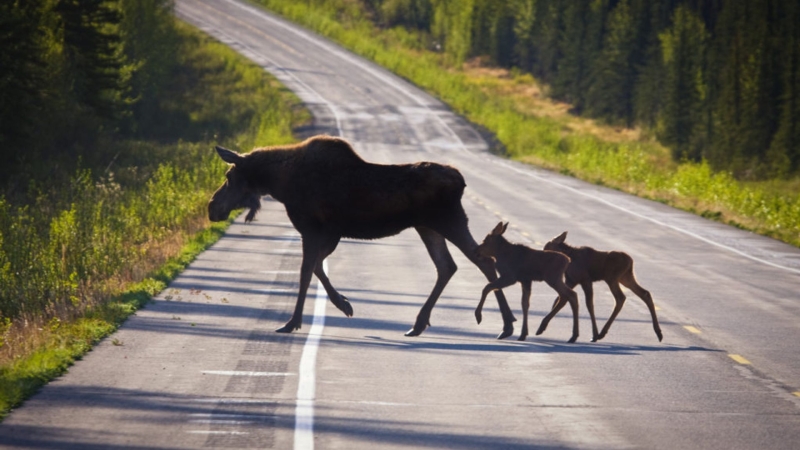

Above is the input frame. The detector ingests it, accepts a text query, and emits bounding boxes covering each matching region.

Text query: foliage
[0,220,230,419]
[0,3,305,417]
[253,0,800,248]
[349,0,800,179]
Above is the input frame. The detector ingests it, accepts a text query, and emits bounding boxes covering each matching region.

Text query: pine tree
[56,0,130,118]
[658,5,709,161]
[585,0,639,124]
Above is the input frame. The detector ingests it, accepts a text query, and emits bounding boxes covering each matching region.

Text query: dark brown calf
[475,222,580,343]
[537,231,663,342]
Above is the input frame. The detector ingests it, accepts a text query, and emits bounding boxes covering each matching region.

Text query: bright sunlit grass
[0,21,307,418]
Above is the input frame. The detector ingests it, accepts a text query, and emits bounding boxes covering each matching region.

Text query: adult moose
[208,135,516,338]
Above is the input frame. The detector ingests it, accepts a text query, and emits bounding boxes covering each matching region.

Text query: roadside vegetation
[253,0,800,248]
[0,1,306,418]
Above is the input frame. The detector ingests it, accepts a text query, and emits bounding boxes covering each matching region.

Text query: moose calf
[475,222,580,343]
[536,231,663,342]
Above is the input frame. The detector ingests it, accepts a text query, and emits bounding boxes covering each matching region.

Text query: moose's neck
[245,149,291,201]
[556,243,578,258]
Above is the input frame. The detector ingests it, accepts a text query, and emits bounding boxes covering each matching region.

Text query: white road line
[294,260,328,450]
[490,158,800,275]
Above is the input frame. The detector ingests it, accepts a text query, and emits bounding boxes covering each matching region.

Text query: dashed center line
[683,325,702,334]
[728,354,751,365]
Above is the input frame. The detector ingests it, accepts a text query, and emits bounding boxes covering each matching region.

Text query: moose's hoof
[404,327,424,337]
[496,325,514,340]
[656,330,663,342]
[275,322,300,333]
[567,335,578,344]
[517,334,528,342]
[474,310,483,324]
[535,326,546,336]
[337,296,354,317]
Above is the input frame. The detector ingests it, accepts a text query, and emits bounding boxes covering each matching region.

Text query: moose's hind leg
[314,262,353,317]
[313,237,353,318]
[405,227,457,337]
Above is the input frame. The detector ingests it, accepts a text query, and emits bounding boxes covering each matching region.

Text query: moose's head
[476,221,509,259]
[208,146,261,223]
[543,231,568,253]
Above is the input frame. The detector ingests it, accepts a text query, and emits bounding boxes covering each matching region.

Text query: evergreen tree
[511,0,536,72]
[56,0,130,118]
[585,0,639,124]
[766,0,799,175]
[658,5,708,161]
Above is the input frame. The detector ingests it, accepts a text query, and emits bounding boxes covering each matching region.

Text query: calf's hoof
[656,330,663,342]
[517,334,528,342]
[474,309,483,324]
[567,335,578,344]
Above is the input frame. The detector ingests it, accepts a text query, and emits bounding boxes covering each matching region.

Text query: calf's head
[476,221,509,259]
[543,231,568,253]
[208,146,261,223]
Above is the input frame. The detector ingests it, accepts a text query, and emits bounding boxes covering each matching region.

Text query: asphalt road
[2,0,799,448]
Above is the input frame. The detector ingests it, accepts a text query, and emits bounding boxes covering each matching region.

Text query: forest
[0,0,302,380]
[367,0,800,180]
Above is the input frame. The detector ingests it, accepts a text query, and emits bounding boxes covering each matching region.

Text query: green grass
[253,0,800,248]
[0,20,307,419]
[0,220,230,419]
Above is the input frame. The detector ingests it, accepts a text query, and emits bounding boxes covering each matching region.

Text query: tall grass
[254,0,800,248]
[0,21,305,365]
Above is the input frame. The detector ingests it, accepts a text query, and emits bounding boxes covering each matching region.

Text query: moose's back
[279,152,467,240]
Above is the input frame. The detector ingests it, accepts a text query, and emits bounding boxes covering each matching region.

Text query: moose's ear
[554,231,567,244]
[216,146,244,165]
[491,221,505,236]
[502,222,509,234]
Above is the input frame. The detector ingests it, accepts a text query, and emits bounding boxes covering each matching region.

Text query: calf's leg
[619,271,663,342]
[580,281,601,342]
[596,281,626,341]
[538,280,579,343]
[476,274,517,324]
[519,281,532,341]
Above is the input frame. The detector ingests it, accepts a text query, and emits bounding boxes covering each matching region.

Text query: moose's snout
[208,203,228,222]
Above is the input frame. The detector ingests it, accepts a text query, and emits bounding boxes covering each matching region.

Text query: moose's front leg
[276,239,320,333]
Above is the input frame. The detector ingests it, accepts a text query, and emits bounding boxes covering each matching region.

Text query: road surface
[2,0,799,448]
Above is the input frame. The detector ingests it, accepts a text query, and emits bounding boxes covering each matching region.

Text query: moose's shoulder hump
[304,135,365,165]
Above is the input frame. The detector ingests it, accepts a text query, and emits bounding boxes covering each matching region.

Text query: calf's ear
[554,231,567,243]
[216,146,244,165]
[491,221,505,236]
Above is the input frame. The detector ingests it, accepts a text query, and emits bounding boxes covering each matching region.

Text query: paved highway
[2,0,799,448]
